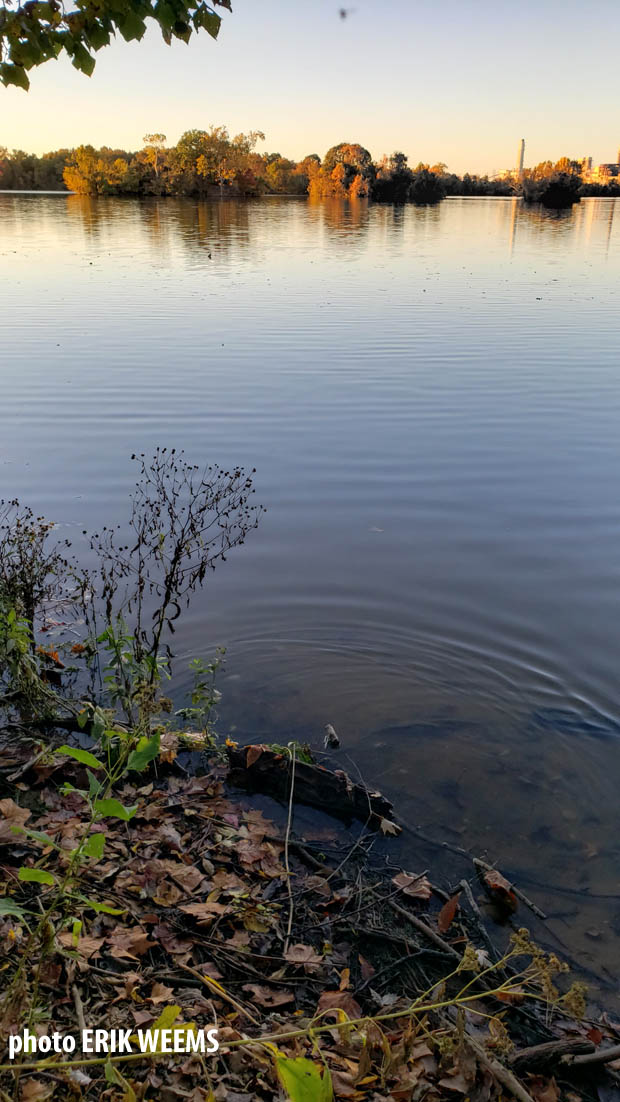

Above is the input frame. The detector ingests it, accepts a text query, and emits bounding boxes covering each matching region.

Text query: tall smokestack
[517,139,525,180]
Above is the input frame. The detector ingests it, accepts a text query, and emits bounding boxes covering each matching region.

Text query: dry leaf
[284,943,323,967]
[317,989,362,1018]
[379,817,401,836]
[0,798,30,843]
[245,745,265,768]
[437,893,461,933]
[242,984,294,1008]
[58,932,103,959]
[148,982,175,1005]
[392,871,432,900]
[20,1079,53,1101]
[483,868,518,912]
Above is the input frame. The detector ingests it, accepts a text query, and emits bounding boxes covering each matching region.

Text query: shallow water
[2,193,620,991]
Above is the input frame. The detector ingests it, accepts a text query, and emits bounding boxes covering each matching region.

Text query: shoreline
[1,731,619,1100]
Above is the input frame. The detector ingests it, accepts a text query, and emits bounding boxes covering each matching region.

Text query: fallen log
[226,743,400,831]
[510,1039,596,1074]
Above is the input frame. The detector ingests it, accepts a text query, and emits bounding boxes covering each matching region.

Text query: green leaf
[18,867,55,886]
[12,826,58,849]
[0,63,30,90]
[195,8,221,38]
[77,710,89,729]
[275,1055,333,1102]
[87,769,102,800]
[127,731,160,772]
[118,10,147,41]
[0,899,28,918]
[104,1055,136,1100]
[86,23,111,50]
[153,1005,181,1031]
[155,1,176,31]
[57,744,102,770]
[94,798,138,822]
[80,897,125,915]
[71,43,96,76]
[82,832,105,859]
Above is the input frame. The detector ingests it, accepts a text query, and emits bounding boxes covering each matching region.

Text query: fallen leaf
[242,984,295,1008]
[20,1079,53,1101]
[482,868,518,913]
[245,745,265,768]
[284,943,323,967]
[107,926,154,960]
[0,798,30,843]
[358,954,375,982]
[438,1072,471,1093]
[379,817,402,836]
[58,932,103,959]
[317,990,362,1018]
[148,982,175,1005]
[392,872,432,900]
[437,893,461,933]
[304,875,331,898]
[179,901,228,921]
[529,1076,559,1102]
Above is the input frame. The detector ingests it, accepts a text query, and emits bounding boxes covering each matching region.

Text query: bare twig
[72,985,86,1033]
[458,877,498,961]
[387,898,461,960]
[467,1035,536,1102]
[283,742,297,956]
[178,963,260,1027]
[564,1042,620,1067]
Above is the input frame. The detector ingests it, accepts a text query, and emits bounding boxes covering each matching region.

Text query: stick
[564,1042,620,1067]
[467,1036,536,1102]
[72,985,86,1033]
[387,899,461,960]
[510,1039,595,1072]
[178,964,260,1027]
[458,878,499,962]
[283,743,297,956]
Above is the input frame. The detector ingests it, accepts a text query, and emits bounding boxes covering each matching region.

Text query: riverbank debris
[0,738,618,1101]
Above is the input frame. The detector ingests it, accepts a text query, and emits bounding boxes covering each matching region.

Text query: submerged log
[226,743,399,831]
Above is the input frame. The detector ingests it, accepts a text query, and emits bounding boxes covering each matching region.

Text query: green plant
[96,614,170,727]
[0,718,160,1029]
[175,649,225,740]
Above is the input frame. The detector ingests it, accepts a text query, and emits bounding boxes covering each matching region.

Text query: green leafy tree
[0,0,231,90]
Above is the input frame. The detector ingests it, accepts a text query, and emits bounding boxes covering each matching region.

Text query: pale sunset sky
[2,0,619,175]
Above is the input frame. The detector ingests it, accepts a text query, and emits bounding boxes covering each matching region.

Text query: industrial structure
[499,142,620,183]
[516,139,525,180]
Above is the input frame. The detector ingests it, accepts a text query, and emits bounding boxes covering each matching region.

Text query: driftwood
[510,1039,596,1073]
[226,744,399,830]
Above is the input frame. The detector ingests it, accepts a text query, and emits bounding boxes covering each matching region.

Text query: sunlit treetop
[0,0,231,90]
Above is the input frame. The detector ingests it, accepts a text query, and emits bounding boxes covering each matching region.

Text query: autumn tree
[142,133,167,179]
[0,0,231,90]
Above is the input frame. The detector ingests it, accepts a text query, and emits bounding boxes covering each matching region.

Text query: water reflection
[1,193,620,999]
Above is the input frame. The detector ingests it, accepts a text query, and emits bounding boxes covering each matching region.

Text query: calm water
[2,193,620,989]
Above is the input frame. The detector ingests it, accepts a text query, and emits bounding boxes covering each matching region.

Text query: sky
[2,0,620,175]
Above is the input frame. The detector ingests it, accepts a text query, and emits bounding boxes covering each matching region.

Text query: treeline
[0,131,513,201]
[2,133,619,204]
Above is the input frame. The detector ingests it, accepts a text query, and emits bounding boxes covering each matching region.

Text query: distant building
[516,139,525,180]
[588,148,620,182]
